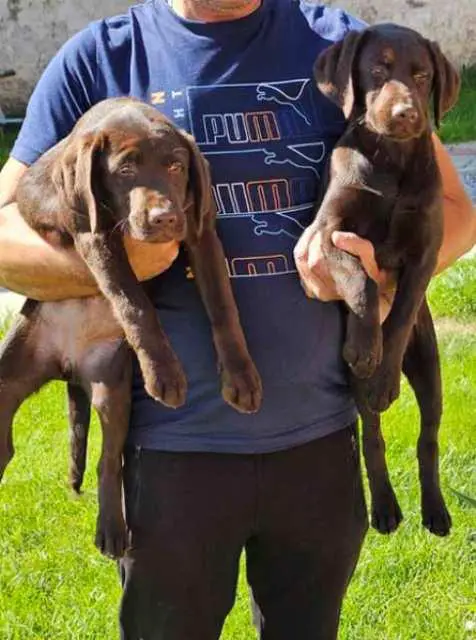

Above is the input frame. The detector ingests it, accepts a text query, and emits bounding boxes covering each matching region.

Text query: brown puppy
[0,97,262,557]
[298,25,459,535]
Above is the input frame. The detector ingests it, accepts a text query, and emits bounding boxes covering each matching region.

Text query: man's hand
[294,227,396,322]
[293,134,475,324]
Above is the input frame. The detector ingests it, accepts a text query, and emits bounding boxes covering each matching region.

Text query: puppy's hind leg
[357,392,403,534]
[403,297,451,537]
[67,383,91,494]
[0,300,59,480]
[87,343,132,558]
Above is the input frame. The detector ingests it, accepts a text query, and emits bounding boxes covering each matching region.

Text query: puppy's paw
[344,339,382,379]
[141,352,187,409]
[222,360,263,414]
[371,486,403,534]
[365,366,401,413]
[95,511,129,559]
[344,322,382,379]
[69,471,85,495]
[422,491,452,537]
[145,369,187,409]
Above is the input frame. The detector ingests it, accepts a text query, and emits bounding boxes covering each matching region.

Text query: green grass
[428,257,476,321]
[0,259,475,639]
[0,68,474,640]
[0,128,19,166]
[440,66,476,143]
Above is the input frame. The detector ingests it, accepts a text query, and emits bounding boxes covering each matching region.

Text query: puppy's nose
[148,207,178,228]
[392,103,418,124]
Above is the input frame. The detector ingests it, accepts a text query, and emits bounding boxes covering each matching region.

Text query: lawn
[0,259,474,639]
[0,67,475,640]
[440,65,476,143]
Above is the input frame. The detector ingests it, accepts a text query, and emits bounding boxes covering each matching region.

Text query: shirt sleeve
[11,26,99,166]
[299,1,368,42]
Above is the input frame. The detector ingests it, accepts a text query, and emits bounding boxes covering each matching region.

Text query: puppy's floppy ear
[180,130,214,241]
[52,131,107,234]
[426,41,460,129]
[314,30,365,118]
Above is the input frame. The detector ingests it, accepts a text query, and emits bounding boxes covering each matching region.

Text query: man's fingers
[294,227,340,301]
[331,230,371,256]
[294,226,397,314]
[293,225,314,260]
[299,271,338,301]
[331,230,381,283]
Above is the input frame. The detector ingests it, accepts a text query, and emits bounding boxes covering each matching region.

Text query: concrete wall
[1,0,475,113]
[326,0,476,66]
[0,0,131,114]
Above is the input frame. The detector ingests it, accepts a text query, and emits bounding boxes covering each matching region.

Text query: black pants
[119,424,368,640]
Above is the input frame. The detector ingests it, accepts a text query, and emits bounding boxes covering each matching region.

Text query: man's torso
[12,0,364,452]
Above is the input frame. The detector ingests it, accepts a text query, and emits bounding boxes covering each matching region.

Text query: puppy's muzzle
[389,101,421,138]
[149,206,179,230]
[145,205,186,242]
[368,81,426,140]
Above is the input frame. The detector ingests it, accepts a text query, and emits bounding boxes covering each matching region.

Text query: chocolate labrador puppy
[0,97,262,557]
[299,25,459,536]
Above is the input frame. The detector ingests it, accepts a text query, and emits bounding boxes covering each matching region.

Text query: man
[0,1,474,638]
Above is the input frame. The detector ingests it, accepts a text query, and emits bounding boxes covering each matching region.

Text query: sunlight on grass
[222,329,476,640]
[0,65,474,640]
[440,66,476,143]
[428,257,476,321]
[0,321,474,639]
[0,128,19,167]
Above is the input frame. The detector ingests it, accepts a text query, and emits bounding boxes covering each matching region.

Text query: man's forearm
[0,204,98,300]
[0,158,97,300]
[0,203,180,301]
[436,193,475,273]
[433,134,476,273]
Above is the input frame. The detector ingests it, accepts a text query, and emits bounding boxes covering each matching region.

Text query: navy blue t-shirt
[12,0,365,453]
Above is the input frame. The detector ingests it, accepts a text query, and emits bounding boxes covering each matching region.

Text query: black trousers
[119,424,368,640]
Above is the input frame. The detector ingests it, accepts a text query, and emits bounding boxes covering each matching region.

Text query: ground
[0,67,475,640]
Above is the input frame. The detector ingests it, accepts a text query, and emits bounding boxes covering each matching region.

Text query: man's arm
[295,134,476,313]
[0,157,179,301]
[431,134,476,272]
[0,157,27,208]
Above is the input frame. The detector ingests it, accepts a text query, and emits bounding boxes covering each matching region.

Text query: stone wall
[1,0,475,113]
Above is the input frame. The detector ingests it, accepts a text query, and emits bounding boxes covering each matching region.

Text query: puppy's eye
[117,164,137,178]
[414,72,429,84]
[168,161,185,174]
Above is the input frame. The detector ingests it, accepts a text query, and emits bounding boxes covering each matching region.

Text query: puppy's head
[314,24,460,141]
[53,102,213,243]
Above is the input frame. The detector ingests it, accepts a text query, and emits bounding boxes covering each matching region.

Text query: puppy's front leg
[298,185,383,378]
[75,231,186,408]
[186,228,262,414]
[365,255,437,413]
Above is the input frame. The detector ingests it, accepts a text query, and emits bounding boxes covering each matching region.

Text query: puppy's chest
[347,164,441,271]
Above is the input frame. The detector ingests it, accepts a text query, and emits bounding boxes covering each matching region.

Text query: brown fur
[305,25,460,535]
[0,98,262,558]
